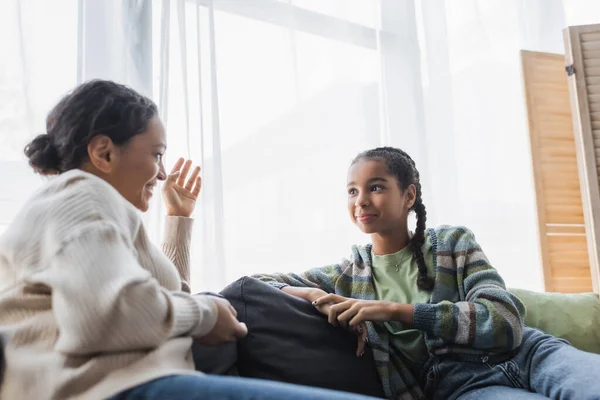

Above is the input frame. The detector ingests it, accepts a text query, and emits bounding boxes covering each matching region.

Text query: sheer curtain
[415,0,568,292]
[416,0,600,292]
[0,0,153,232]
[152,0,392,291]
[0,0,78,235]
[3,0,600,293]
[153,0,600,293]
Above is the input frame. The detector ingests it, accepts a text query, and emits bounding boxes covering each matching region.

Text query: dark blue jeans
[108,374,382,400]
[422,327,600,400]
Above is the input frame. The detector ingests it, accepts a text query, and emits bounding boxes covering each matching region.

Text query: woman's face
[99,116,167,211]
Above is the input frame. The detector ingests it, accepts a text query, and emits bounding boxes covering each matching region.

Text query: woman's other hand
[197,297,248,345]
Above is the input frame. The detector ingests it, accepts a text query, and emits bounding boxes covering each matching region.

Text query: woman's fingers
[167,170,181,182]
[192,176,202,196]
[170,157,185,174]
[228,303,237,317]
[176,159,193,186]
[185,166,201,191]
[235,322,248,338]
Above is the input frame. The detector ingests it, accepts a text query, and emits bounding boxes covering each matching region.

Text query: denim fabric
[422,327,600,400]
[107,374,383,400]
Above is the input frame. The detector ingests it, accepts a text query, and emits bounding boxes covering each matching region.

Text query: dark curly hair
[352,147,434,290]
[24,80,158,175]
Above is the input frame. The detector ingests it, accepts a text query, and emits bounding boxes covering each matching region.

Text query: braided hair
[352,147,434,290]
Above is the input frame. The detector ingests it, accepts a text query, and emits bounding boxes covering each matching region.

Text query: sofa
[193,277,600,398]
[1,279,598,398]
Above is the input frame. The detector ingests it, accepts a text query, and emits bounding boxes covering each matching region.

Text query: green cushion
[510,288,600,354]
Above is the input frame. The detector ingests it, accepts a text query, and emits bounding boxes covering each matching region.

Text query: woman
[255,147,600,400]
[0,80,379,400]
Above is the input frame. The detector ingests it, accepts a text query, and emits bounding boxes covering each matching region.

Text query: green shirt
[371,234,434,375]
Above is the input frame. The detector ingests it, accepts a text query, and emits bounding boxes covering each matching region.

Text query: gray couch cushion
[220,276,385,398]
[191,338,237,375]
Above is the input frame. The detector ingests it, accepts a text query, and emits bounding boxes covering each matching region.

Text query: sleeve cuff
[412,302,437,333]
[169,293,218,339]
[163,216,194,247]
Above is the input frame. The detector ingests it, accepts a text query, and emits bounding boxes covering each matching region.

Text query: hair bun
[24,134,61,175]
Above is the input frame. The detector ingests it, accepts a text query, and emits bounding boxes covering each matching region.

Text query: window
[0,0,78,232]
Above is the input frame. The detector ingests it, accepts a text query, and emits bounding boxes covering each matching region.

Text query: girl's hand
[282,286,327,303]
[163,158,201,217]
[313,294,414,327]
[311,295,369,358]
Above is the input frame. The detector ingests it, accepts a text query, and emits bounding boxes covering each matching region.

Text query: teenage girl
[255,147,600,400]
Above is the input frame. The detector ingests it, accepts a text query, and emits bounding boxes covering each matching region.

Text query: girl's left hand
[310,296,368,358]
[313,294,414,327]
[163,157,202,217]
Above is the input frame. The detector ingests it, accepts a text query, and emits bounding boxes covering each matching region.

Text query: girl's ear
[405,184,417,209]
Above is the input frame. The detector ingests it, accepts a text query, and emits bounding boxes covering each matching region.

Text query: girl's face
[347,159,415,235]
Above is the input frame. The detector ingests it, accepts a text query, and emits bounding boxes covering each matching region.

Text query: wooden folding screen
[522,50,593,293]
[564,24,600,294]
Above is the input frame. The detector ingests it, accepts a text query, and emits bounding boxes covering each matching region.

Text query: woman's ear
[405,184,417,209]
[87,135,115,173]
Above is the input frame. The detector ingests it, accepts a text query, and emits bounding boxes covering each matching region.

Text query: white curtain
[0,0,154,232]
[416,0,600,292]
[152,0,388,291]
[2,0,600,293]
[415,0,568,293]
[0,0,78,234]
[153,0,600,293]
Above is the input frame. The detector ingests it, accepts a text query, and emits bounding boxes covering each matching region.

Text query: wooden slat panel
[552,266,592,277]
[583,49,600,59]
[546,224,586,235]
[581,32,600,42]
[565,23,600,294]
[584,67,600,77]
[551,278,594,293]
[582,41,600,51]
[587,85,600,95]
[522,50,593,293]
[584,58,600,67]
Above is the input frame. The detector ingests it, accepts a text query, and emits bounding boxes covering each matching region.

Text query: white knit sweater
[0,170,218,400]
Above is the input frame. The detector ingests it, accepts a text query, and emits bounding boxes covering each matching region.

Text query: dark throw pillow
[220,276,385,398]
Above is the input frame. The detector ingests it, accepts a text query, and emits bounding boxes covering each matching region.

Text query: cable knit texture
[0,170,217,400]
[162,216,193,293]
